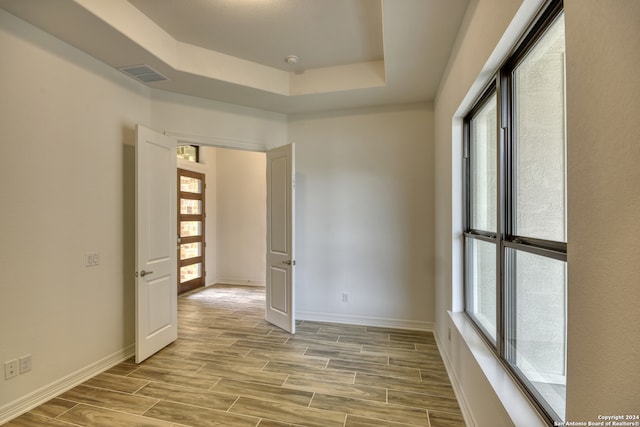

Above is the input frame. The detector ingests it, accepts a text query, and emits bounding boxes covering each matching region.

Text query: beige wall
[0,7,150,412]
[564,0,640,419]
[434,0,542,423]
[289,104,435,328]
[149,90,287,150]
[0,9,286,419]
[214,148,266,286]
[434,0,640,425]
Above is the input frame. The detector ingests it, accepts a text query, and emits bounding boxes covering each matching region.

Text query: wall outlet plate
[4,359,19,380]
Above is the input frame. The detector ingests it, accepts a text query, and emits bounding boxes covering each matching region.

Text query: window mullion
[498,67,512,363]
[495,80,502,358]
[496,70,507,360]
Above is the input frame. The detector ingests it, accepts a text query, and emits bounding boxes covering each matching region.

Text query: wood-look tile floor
[5,284,466,427]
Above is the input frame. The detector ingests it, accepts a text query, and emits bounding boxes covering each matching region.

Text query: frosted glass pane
[180,221,201,237]
[470,93,497,232]
[180,199,202,215]
[180,176,202,193]
[177,146,197,162]
[466,238,496,341]
[513,14,566,242]
[180,243,201,260]
[180,263,201,283]
[506,248,566,420]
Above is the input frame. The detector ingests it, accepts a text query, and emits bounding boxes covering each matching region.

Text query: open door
[135,125,178,362]
[266,143,295,334]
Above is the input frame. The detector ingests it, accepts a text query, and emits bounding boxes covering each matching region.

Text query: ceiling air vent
[118,64,168,83]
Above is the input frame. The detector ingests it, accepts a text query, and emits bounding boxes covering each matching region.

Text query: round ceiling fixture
[285,55,299,65]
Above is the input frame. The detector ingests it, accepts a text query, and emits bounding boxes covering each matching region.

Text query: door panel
[135,125,178,363]
[269,267,288,312]
[265,144,295,333]
[148,276,172,332]
[269,156,288,253]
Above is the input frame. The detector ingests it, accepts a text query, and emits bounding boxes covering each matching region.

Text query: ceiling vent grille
[118,64,168,83]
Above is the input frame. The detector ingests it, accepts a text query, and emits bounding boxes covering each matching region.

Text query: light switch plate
[85,252,100,267]
[19,354,32,374]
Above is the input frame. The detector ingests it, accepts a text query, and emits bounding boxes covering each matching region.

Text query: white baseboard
[211,279,266,287]
[296,311,433,331]
[433,326,477,427]
[0,344,135,425]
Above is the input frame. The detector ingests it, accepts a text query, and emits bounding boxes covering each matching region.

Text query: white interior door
[135,124,178,363]
[266,143,295,333]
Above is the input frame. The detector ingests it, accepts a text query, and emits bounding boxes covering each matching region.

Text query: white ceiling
[0,0,469,114]
[129,0,385,72]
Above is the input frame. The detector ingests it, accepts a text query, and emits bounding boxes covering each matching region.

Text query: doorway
[136,126,295,362]
[178,168,206,294]
[178,143,294,321]
[213,147,267,287]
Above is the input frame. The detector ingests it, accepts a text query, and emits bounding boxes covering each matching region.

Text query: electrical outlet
[4,359,18,380]
[19,354,32,374]
[342,292,350,303]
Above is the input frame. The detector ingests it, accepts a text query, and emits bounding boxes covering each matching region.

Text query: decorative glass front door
[178,169,205,294]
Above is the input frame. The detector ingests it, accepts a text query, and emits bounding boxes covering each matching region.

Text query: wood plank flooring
[4,284,466,427]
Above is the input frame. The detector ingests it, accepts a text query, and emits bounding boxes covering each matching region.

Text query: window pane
[180,199,202,215]
[180,243,201,260]
[469,93,498,232]
[180,221,201,237]
[506,248,566,420]
[466,238,496,341]
[180,176,202,194]
[180,263,201,283]
[177,146,198,162]
[513,14,566,242]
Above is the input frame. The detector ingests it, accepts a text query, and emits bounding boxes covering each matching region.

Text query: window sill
[447,311,549,427]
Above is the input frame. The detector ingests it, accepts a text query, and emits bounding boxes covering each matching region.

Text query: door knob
[139,270,153,277]
[282,260,295,266]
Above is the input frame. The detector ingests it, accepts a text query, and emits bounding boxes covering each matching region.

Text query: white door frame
[165,131,295,334]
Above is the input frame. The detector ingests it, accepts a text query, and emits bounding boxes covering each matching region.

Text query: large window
[464,1,566,422]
